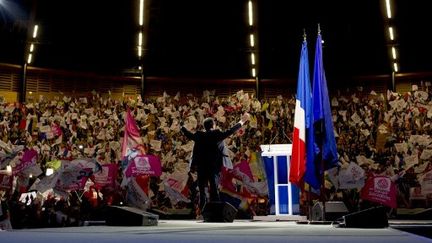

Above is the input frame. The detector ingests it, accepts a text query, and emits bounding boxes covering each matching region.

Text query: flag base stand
[296,220,333,225]
[308,220,333,225]
[253,215,306,222]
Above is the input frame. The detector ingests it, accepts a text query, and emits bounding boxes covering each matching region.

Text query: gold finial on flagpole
[318,23,321,35]
[303,28,307,41]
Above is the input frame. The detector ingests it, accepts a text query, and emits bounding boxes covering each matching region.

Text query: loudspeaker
[311,201,349,221]
[202,201,237,222]
[340,206,388,228]
[105,206,159,226]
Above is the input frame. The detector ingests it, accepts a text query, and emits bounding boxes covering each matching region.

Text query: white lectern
[260,144,300,216]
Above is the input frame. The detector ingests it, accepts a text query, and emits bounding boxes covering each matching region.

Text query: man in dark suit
[181,113,250,210]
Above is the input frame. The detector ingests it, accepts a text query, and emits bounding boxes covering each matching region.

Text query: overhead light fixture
[27,53,32,64]
[252,68,256,77]
[392,47,397,60]
[385,0,392,19]
[248,1,253,26]
[393,62,398,72]
[138,46,142,57]
[139,0,144,26]
[29,43,34,52]
[138,32,143,57]
[138,32,143,46]
[251,53,255,65]
[388,27,394,40]
[250,34,255,47]
[33,25,39,38]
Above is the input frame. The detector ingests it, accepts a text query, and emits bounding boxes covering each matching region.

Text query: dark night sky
[0,0,431,79]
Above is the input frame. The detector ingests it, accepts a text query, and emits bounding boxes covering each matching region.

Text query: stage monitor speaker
[311,201,349,221]
[341,206,388,228]
[105,206,159,226]
[202,201,237,222]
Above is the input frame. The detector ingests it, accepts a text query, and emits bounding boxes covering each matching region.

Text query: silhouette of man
[181,113,250,210]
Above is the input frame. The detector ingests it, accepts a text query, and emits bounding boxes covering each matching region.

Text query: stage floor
[1,220,431,243]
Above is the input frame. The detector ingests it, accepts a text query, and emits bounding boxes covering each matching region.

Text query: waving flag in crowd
[121,108,144,159]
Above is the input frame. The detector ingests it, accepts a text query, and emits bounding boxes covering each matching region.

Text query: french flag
[289,39,312,186]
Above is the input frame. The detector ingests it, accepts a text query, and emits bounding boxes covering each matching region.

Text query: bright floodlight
[393,63,398,72]
[388,27,394,40]
[251,53,255,65]
[248,1,253,26]
[385,0,392,19]
[27,53,32,64]
[139,0,144,26]
[392,47,397,60]
[32,25,38,38]
[138,32,143,45]
[46,168,54,176]
[138,46,142,57]
[250,34,255,47]
[137,32,143,57]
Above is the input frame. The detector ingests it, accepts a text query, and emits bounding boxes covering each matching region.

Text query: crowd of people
[1,85,432,229]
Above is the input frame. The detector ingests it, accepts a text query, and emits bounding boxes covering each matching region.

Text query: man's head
[203,117,215,131]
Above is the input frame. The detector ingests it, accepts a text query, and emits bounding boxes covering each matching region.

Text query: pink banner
[125,155,162,177]
[360,175,397,208]
[51,123,63,137]
[92,164,118,189]
[56,167,92,191]
[13,149,38,176]
[220,160,255,198]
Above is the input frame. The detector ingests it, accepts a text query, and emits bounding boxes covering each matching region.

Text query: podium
[259,144,300,218]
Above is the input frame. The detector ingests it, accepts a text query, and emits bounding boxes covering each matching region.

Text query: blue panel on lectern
[278,186,289,214]
[277,156,288,184]
[262,156,275,214]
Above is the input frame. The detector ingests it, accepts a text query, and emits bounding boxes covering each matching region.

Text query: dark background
[0,0,431,79]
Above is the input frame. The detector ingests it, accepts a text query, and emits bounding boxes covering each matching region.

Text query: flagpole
[318,23,327,222]
[302,28,313,222]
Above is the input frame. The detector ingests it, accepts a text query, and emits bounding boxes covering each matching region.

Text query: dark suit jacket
[181,123,242,172]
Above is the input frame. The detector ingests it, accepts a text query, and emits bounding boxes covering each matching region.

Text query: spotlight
[46,168,54,176]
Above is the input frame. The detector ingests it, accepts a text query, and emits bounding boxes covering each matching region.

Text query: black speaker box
[311,201,349,221]
[202,201,237,222]
[341,206,388,228]
[105,206,159,226]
